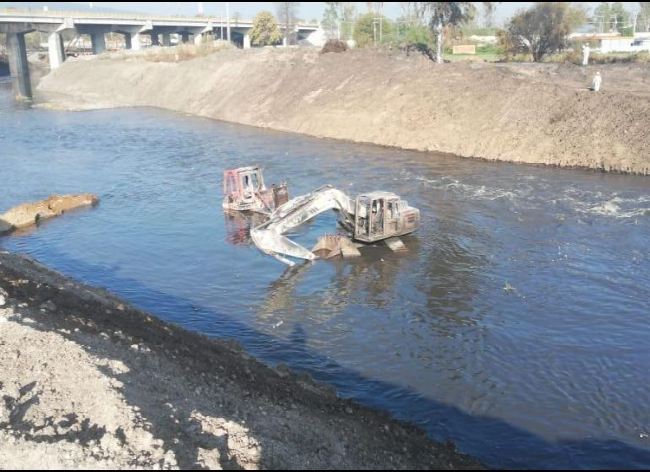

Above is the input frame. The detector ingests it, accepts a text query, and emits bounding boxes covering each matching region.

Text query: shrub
[321,39,348,54]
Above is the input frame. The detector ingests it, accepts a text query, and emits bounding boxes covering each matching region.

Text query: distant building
[570,32,650,53]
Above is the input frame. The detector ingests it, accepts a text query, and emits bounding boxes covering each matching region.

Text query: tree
[339,3,357,41]
[610,2,631,31]
[274,2,300,45]
[250,11,283,46]
[322,2,356,41]
[353,12,392,47]
[410,2,482,63]
[594,2,631,33]
[322,2,340,38]
[366,2,384,14]
[506,2,587,62]
[641,2,650,31]
[483,2,496,28]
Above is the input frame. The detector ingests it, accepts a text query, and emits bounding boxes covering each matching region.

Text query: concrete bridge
[0,9,320,99]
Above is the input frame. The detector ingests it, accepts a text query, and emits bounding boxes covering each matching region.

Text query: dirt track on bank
[36,47,650,175]
[0,250,482,470]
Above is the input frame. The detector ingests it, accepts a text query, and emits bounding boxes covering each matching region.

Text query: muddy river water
[1,84,650,469]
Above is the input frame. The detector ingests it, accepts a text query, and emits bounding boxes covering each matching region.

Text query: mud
[35,48,650,175]
[0,250,483,470]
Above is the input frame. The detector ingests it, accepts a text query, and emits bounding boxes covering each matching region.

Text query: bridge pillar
[48,32,66,69]
[123,32,142,51]
[180,32,190,44]
[6,32,32,99]
[162,33,172,47]
[90,32,106,54]
[151,33,160,47]
[243,32,251,49]
[132,33,143,50]
[193,33,203,46]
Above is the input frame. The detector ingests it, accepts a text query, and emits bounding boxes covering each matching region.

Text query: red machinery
[222,166,289,214]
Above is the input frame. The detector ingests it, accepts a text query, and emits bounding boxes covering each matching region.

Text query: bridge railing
[0,8,320,27]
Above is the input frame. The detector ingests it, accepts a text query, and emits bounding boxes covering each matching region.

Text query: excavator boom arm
[251,186,357,266]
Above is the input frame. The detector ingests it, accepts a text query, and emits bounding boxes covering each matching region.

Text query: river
[1,83,649,469]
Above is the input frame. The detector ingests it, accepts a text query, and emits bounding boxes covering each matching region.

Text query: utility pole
[198,2,203,16]
[373,18,377,46]
[220,7,224,40]
[226,2,231,42]
[372,17,384,46]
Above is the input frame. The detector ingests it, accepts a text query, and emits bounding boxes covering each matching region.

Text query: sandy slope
[36,48,650,175]
[0,251,482,470]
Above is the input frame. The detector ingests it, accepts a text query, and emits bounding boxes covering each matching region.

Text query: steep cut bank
[0,250,482,470]
[37,48,650,174]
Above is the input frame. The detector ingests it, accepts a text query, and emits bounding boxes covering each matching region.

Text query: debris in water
[0,194,99,234]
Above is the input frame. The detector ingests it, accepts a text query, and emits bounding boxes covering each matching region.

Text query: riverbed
[1,83,650,469]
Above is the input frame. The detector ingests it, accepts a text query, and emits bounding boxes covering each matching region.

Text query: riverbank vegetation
[250,10,283,46]
[329,2,648,65]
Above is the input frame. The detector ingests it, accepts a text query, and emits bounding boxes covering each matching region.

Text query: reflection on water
[1,88,650,469]
[223,210,266,248]
[257,237,420,324]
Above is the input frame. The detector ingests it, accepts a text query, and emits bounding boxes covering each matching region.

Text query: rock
[0,219,13,236]
[39,300,56,312]
[0,194,99,230]
[0,295,5,307]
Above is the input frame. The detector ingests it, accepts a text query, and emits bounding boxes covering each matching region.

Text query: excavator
[222,165,289,214]
[251,185,420,266]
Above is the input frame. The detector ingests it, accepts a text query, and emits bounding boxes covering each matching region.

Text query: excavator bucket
[312,235,361,259]
[383,237,408,252]
[250,229,317,267]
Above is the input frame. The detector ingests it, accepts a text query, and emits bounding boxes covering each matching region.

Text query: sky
[0,3,641,25]
[0,2,536,24]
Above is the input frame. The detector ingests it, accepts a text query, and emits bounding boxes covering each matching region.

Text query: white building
[570,32,650,53]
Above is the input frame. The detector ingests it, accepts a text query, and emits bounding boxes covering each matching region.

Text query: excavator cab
[222,166,289,214]
[354,192,420,243]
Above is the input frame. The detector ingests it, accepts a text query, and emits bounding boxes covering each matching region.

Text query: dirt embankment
[36,48,650,175]
[0,250,482,470]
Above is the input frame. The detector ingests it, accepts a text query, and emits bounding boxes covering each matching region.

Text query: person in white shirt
[591,72,602,92]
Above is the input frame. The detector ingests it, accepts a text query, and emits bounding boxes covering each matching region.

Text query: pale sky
[2,3,638,24]
[1,2,537,24]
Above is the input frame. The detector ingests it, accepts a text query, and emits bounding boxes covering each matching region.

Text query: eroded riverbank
[35,48,650,174]
[0,250,482,470]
